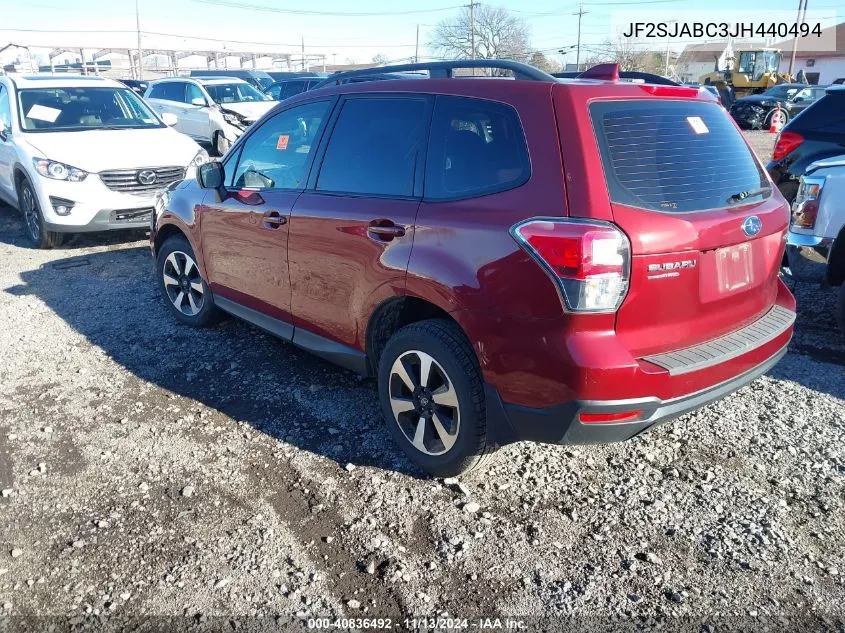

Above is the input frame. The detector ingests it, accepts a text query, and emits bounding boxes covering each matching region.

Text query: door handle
[367,222,406,241]
[262,210,286,229]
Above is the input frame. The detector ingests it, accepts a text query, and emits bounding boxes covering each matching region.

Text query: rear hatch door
[587,98,789,357]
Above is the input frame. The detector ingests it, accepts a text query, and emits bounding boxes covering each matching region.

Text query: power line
[191,0,464,17]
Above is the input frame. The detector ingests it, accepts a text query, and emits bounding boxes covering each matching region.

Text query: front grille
[111,208,154,223]
[642,305,795,376]
[99,166,185,194]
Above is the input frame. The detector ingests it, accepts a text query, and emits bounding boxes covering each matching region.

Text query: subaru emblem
[742,216,762,237]
[137,170,157,185]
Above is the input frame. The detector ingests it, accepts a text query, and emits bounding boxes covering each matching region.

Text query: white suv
[144,77,275,156]
[0,74,207,248]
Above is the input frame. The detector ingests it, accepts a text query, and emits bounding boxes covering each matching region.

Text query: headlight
[33,158,88,182]
[191,148,209,168]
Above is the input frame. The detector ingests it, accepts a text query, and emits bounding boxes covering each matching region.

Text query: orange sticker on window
[276,134,290,150]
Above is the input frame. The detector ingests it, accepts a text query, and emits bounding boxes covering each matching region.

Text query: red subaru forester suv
[150,60,795,476]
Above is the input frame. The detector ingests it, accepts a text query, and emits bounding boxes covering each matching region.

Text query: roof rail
[553,67,680,86]
[312,59,556,89]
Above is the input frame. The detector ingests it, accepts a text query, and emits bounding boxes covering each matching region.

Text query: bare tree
[372,53,390,66]
[529,52,559,74]
[584,34,666,74]
[429,5,530,63]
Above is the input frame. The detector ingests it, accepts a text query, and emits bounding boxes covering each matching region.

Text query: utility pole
[135,0,143,79]
[415,24,420,63]
[788,0,807,76]
[301,35,306,72]
[574,3,587,71]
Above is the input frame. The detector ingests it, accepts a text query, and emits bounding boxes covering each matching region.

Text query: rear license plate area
[716,243,753,292]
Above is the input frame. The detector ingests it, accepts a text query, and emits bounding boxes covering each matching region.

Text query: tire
[18,179,63,249]
[156,234,218,327]
[377,319,497,477]
[836,283,845,344]
[214,131,230,157]
[765,108,789,131]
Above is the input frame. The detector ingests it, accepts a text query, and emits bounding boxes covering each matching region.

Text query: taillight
[579,411,642,423]
[772,131,804,161]
[791,176,824,231]
[511,218,630,313]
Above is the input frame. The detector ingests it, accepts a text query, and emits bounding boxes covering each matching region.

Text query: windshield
[256,76,274,91]
[204,82,269,104]
[17,87,164,132]
[764,85,801,100]
[738,51,781,81]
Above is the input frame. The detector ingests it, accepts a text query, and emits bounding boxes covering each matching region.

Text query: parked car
[266,71,328,84]
[264,76,325,101]
[144,77,275,156]
[120,79,149,98]
[785,155,845,337]
[767,85,845,203]
[730,83,826,130]
[0,74,207,248]
[189,69,274,92]
[150,60,795,476]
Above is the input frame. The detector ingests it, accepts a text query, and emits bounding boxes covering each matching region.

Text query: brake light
[579,411,642,424]
[791,176,824,231]
[772,131,804,161]
[511,219,631,313]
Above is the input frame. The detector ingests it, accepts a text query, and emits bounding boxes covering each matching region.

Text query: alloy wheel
[388,350,460,456]
[21,186,40,243]
[162,250,205,316]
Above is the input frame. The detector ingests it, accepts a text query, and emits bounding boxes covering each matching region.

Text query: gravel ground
[0,130,843,630]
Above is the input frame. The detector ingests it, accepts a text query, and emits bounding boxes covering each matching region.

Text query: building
[776,21,845,85]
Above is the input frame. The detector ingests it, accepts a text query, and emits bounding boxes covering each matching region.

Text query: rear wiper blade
[727,186,771,204]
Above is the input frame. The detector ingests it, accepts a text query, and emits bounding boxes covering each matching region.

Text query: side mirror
[197,161,225,191]
[191,97,207,107]
[160,112,178,126]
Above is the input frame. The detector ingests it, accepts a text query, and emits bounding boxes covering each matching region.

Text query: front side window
[17,87,164,132]
[232,100,331,190]
[424,96,530,201]
[265,83,283,100]
[186,83,205,105]
[204,83,269,104]
[0,86,11,131]
[316,97,427,197]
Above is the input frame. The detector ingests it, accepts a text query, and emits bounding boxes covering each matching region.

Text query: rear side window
[317,97,427,197]
[281,81,307,99]
[152,82,186,103]
[424,96,530,201]
[590,100,766,213]
[790,93,845,133]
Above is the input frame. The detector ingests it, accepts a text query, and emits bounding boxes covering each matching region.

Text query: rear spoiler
[553,67,680,86]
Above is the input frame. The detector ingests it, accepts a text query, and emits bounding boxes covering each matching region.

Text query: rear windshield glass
[590,100,767,213]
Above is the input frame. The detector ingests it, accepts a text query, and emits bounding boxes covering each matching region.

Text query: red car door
[288,95,432,353]
[199,99,335,330]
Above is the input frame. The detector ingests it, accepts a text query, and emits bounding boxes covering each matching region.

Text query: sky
[0,0,841,69]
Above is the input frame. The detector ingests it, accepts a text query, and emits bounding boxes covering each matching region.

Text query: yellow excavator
[700,48,795,98]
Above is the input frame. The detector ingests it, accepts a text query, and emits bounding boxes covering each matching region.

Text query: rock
[646,553,663,565]
[324,536,334,544]
[120,593,131,601]
[463,502,481,514]
[138,482,149,493]
[665,590,684,603]
[72,540,85,549]
[365,561,376,575]
[181,485,195,498]
[628,593,642,602]
[344,463,356,472]
[443,477,459,486]
[347,599,361,609]
[37,463,47,474]
[2,602,10,610]
[42,426,53,434]
[1,489,12,498]
[214,578,230,589]
[10,549,22,559]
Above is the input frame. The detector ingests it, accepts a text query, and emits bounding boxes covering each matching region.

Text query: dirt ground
[0,130,843,631]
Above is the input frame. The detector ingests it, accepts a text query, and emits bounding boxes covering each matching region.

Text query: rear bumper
[486,345,788,445]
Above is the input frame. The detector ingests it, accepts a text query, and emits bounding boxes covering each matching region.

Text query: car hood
[219,101,275,122]
[735,94,786,106]
[22,127,201,173]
